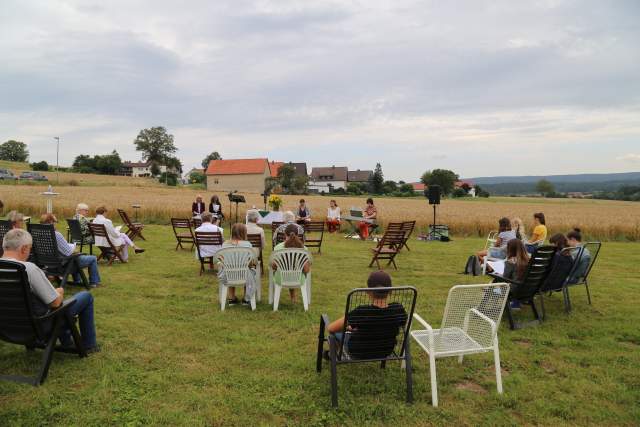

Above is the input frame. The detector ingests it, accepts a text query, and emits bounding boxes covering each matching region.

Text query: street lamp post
[53,137,60,184]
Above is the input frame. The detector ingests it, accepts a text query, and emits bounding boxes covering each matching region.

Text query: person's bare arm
[494,236,503,247]
[49,288,64,309]
[303,261,310,274]
[328,316,345,333]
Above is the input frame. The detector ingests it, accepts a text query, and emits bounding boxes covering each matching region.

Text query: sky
[1,0,639,181]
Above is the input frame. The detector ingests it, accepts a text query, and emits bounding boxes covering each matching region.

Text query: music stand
[227,193,246,224]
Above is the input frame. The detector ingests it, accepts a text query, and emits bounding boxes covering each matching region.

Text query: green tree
[347,182,362,195]
[475,184,490,198]
[0,140,29,162]
[31,161,49,171]
[190,171,206,184]
[382,180,397,194]
[536,179,555,197]
[369,163,384,194]
[134,126,177,176]
[73,154,96,172]
[94,150,122,175]
[201,151,222,169]
[291,174,309,194]
[421,169,459,196]
[165,156,183,174]
[399,183,414,194]
[277,163,296,193]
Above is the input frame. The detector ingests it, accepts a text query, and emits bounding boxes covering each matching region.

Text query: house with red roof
[205,158,271,193]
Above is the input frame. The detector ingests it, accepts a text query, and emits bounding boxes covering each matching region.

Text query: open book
[486,260,505,275]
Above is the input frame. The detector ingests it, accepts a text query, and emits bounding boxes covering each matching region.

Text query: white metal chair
[481,231,502,275]
[216,247,258,311]
[268,248,312,311]
[411,283,510,407]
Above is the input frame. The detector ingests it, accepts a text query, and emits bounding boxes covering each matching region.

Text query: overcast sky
[1,0,639,180]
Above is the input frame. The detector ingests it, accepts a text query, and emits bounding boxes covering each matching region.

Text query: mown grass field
[0,225,638,426]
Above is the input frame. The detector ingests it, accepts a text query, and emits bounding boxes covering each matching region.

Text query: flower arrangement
[268,194,283,211]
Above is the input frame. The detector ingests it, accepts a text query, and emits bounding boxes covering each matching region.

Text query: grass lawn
[0,225,639,426]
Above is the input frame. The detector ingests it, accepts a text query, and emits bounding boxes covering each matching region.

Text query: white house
[308,166,348,193]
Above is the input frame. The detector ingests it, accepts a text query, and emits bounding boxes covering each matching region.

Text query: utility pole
[53,137,60,184]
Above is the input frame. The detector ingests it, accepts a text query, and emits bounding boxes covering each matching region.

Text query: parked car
[19,171,48,181]
[0,169,17,180]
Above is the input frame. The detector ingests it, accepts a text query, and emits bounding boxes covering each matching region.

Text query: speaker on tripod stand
[424,185,449,241]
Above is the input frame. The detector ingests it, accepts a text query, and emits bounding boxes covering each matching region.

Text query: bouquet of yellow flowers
[268,194,283,211]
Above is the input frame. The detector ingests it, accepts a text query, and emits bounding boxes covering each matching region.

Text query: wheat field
[1,184,638,241]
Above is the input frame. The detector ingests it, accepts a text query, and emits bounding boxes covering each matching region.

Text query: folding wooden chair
[171,218,195,250]
[89,223,127,265]
[247,233,264,276]
[194,231,223,275]
[117,208,145,241]
[316,286,417,407]
[0,260,86,386]
[369,230,406,270]
[400,221,416,251]
[489,245,556,329]
[191,217,203,229]
[27,223,88,289]
[303,221,325,254]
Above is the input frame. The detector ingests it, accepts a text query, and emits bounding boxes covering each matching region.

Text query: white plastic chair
[411,283,510,407]
[216,247,258,311]
[268,248,312,311]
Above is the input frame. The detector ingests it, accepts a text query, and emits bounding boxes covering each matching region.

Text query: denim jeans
[74,254,101,284]
[60,291,97,349]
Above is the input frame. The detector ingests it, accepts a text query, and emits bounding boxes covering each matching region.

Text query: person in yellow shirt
[525,212,547,253]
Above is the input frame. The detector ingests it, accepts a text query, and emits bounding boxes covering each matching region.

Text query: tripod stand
[227,192,246,224]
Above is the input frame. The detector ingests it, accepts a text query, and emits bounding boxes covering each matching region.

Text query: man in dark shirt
[328,271,407,359]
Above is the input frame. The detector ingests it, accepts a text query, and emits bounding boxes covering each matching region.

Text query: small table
[255,210,284,226]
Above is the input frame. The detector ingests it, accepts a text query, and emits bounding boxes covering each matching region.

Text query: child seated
[328,271,407,359]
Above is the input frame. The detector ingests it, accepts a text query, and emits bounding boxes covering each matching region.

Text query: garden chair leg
[273,285,282,311]
[405,340,413,404]
[494,337,503,394]
[300,283,309,311]
[429,352,438,407]
[563,286,572,313]
[585,281,592,304]
[329,336,339,408]
[220,285,227,311]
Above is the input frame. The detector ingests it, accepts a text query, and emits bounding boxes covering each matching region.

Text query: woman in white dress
[326,200,341,233]
[92,206,144,261]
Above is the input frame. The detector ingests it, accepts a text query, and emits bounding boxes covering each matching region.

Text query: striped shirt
[55,231,76,256]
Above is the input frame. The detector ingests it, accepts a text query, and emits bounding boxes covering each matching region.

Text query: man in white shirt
[1,229,100,353]
[92,206,144,261]
[246,209,266,255]
[195,212,224,259]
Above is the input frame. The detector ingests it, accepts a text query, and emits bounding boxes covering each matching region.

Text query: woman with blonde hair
[512,217,526,240]
[74,203,94,246]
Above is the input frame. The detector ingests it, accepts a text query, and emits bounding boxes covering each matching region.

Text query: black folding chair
[316,286,417,407]
[563,242,601,312]
[489,245,556,330]
[66,219,93,255]
[0,260,86,386]
[27,223,88,289]
[537,247,581,319]
[303,221,325,254]
[171,218,195,250]
[247,233,264,275]
[0,219,11,257]
[194,231,223,275]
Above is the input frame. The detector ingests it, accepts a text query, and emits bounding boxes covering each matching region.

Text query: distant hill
[466,172,640,195]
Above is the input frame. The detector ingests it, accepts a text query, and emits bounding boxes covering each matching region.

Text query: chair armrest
[319,314,331,338]
[36,299,76,321]
[412,313,433,332]
[469,308,496,335]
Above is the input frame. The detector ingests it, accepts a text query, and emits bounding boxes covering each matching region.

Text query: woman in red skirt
[358,198,377,239]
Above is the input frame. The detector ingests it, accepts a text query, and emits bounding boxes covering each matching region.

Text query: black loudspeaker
[427,185,441,205]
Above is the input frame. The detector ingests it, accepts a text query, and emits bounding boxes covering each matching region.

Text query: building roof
[269,161,284,178]
[310,166,348,181]
[205,158,269,175]
[347,170,373,182]
[411,182,425,191]
[270,161,308,178]
[455,180,475,188]
[123,161,150,168]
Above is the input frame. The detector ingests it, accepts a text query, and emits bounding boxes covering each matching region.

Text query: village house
[308,166,348,193]
[269,161,308,178]
[205,158,271,193]
[347,169,373,184]
[120,161,174,177]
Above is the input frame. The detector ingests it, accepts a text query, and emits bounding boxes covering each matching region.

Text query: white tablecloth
[254,211,284,225]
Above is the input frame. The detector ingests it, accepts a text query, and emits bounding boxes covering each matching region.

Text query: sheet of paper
[115,225,122,232]
[487,260,505,275]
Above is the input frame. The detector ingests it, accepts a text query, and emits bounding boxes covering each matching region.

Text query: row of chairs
[368,221,416,269]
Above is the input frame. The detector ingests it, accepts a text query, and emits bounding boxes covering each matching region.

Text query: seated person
[327,270,407,359]
[73,203,94,246]
[525,212,547,253]
[273,211,304,245]
[1,229,100,353]
[358,198,377,240]
[7,210,25,229]
[192,195,206,217]
[477,217,516,263]
[219,223,257,306]
[272,224,311,303]
[245,209,266,255]
[40,213,101,287]
[93,206,144,261]
[326,200,341,233]
[511,217,526,240]
[194,212,224,260]
[492,239,530,309]
[208,195,225,220]
[541,233,574,292]
[295,199,311,224]
[566,228,591,284]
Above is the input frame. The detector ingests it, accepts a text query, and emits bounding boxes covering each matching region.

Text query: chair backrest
[401,221,416,237]
[386,222,403,233]
[269,248,312,287]
[513,245,556,300]
[540,247,581,292]
[27,223,63,267]
[117,208,133,226]
[573,242,601,283]
[89,223,108,238]
[0,219,12,243]
[215,247,255,285]
[304,221,325,233]
[192,217,203,228]
[340,286,417,361]
[66,219,84,243]
[194,231,224,259]
[171,218,193,236]
[377,230,406,250]
[439,283,510,350]
[271,221,284,234]
[0,260,45,345]
[247,233,263,249]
